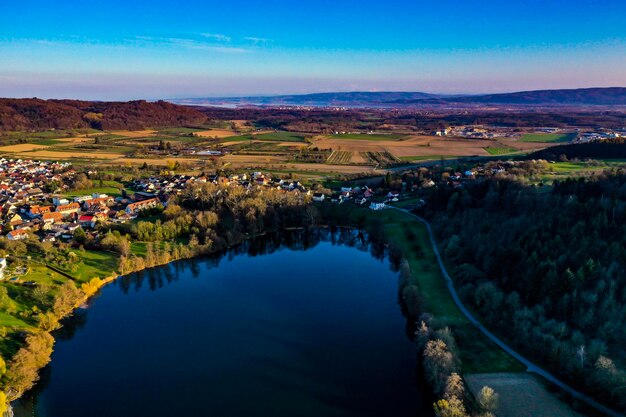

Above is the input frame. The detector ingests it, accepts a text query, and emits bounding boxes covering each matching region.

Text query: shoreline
[6,225,354,409]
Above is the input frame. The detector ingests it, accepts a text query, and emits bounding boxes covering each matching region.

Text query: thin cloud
[200,33,231,42]
[244,37,271,44]
[134,36,250,53]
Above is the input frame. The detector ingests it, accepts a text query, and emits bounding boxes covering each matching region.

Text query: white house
[0,258,6,280]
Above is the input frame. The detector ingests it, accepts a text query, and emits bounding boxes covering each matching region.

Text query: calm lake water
[14,230,432,417]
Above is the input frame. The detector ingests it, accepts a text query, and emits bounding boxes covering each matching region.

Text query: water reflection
[14,227,432,417]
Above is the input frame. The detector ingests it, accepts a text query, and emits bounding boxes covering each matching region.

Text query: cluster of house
[3,191,163,242]
[444,126,514,139]
[0,162,313,244]
[313,185,394,207]
[131,172,308,196]
[576,129,623,143]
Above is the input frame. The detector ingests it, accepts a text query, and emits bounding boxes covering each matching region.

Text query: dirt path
[391,207,623,417]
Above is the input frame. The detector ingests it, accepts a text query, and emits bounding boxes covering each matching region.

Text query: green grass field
[222,131,307,143]
[70,250,120,282]
[330,133,408,141]
[485,146,517,155]
[157,127,205,135]
[63,180,125,198]
[520,133,576,143]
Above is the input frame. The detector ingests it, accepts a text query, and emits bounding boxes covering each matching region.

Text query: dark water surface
[15,231,433,417]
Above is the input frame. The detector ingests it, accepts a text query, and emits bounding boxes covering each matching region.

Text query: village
[0,154,548,253]
[0,158,317,249]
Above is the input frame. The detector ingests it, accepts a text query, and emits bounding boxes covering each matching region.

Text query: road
[392,207,623,417]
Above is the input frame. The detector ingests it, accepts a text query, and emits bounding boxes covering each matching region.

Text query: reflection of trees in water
[55,308,88,341]
[13,309,90,411]
[117,227,384,295]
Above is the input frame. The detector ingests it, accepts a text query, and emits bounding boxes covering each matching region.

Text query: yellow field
[0,143,50,152]
[110,130,157,138]
[222,154,285,164]
[194,129,237,138]
[9,150,121,160]
[312,135,552,159]
[55,137,92,144]
[230,120,251,130]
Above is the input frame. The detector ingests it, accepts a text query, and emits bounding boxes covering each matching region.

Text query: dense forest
[0,99,209,131]
[531,139,626,160]
[424,171,626,411]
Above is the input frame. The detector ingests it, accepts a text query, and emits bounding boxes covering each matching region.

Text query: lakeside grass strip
[358,207,524,373]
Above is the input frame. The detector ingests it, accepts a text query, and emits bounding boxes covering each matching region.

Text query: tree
[424,339,456,395]
[53,281,84,318]
[444,373,465,401]
[433,397,467,417]
[73,227,86,244]
[0,391,8,415]
[477,385,499,413]
[4,332,54,399]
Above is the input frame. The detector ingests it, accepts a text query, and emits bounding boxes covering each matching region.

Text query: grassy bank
[329,202,523,374]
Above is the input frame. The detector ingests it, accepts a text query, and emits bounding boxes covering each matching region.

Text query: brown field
[465,373,582,417]
[313,135,493,157]
[113,157,202,167]
[230,120,251,130]
[0,143,50,152]
[350,152,368,164]
[110,130,157,138]
[55,137,92,144]
[11,150,122,160]
[313,135,555,159]
[194,129,237,138]
[221,154,285,164]
[498,137,560,151]
[278,163,375,174]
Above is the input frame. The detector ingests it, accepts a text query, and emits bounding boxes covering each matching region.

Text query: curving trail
[391,207,623,417]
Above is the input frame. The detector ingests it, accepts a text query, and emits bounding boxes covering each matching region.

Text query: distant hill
[176,87,626,108]
[0,98,209,131]
[174,91,439,107]
[434,87,626,106]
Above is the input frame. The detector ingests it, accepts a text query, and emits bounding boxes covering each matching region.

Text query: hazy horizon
[1,0,625,100]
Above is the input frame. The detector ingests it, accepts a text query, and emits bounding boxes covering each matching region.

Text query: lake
[14,230,433,417]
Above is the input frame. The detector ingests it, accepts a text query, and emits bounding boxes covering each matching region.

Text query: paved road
[392,207,623,417]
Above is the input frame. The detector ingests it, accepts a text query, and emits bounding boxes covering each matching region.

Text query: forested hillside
[0,99,209,131]
[425,171,626,411]
[531,138,626,160]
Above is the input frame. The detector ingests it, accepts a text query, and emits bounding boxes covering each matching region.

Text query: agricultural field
[328,133,409,141]
[484,145,518,155]
[538,160,626,183]
[222,131,308,143]
[520,133,576,143]
[326,151,352,164]
[364,151,400,166]
[0,125,563,177]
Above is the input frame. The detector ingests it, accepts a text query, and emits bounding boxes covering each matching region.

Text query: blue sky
[0,0,625,100]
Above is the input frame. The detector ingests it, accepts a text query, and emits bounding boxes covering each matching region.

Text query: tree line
[423,170,626,411]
